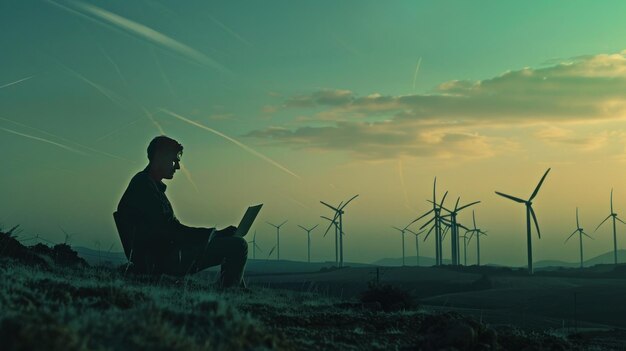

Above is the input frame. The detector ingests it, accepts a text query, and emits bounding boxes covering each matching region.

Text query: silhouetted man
[117,135,248,288]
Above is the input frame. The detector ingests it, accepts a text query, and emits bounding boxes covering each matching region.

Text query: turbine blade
[320,200,340,212]
[339,194,359,210]
[454,197,460,212]
[611,188,614,214]
[576,207,579,229]
[279,220,288,227]
[419,216,436,230]
[472,210,477,230]
[457,223,470,232]
[311,224,319,231]
[433,177,437,203]
[423,224,436,241]
[439,191,449,208]
[529,206,541,239]
[595,214,612,232]
[405,228,419,235]
[298,225,307,231]
[582,231,594,240]
[529,168,551,201]
[409,209,434,224]
[392,226,404,232]
[255,243,263,252]
[565,230,577,243]
[457,200,481,212]
[616,217,626,226]
[495,191,526,203]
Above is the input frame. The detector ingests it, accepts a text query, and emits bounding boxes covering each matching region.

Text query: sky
[3,0,626,266]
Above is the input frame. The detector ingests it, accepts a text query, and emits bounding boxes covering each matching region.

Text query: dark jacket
[117,165,214,272]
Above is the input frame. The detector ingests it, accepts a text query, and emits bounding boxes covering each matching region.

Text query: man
[116,135,248,288]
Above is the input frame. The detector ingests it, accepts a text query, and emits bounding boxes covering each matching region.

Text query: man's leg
[190,235,248,288]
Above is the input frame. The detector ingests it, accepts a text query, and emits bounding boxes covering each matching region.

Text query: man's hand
[216,225,237,237]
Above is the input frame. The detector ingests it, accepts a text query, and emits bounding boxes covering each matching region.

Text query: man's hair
[147,136,183,162]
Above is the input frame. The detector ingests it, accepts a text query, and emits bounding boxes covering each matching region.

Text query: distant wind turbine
[413,178,447,265]
[594,188,626,265]
[466,210,488,266]
[320,214,340,265]
[566,207,593,269]
[321,195,359,267]
[406,228,425,266]
[266,220,287,261]
[297,224,319,263]
[495,168,551,275]
[247,230,263,259]
[433,197,480,266]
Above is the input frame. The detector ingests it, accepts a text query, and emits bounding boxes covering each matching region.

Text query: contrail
[0,76,33,90]
[0,126,87,155]
[207,14,253,47]
[159,108,301,179]
[95,118,142,142]
[150,46,177,98]
[412,57,422,91]
[0,116,135,163]
[98,46,128,86]
[60,64,128,108]
[48,0,229,74]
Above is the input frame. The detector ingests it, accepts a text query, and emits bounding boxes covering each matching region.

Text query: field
[2,230,626,350]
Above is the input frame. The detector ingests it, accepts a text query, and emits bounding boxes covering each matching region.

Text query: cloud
[245,51,626,160]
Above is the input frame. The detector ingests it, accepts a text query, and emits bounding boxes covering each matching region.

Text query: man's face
[153,149,181,179]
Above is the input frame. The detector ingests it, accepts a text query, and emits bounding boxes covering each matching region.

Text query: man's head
[147,136,183,180]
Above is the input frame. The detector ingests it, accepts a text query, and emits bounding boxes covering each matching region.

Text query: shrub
[359,281,415,312]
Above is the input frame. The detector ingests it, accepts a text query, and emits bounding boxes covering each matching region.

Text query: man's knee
[229,236,248,256]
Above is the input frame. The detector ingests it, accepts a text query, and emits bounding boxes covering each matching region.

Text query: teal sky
[4,0,626,266]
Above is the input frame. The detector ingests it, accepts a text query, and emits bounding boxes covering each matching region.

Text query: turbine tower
[321,215,340,265]
[459,234,470,266]
[595,188,626,265]
[321,195,359,267]
[495,168,551,275]
[414,178,448,265]
[433,197,480,266]
[567,207,593,269]
[391,220,418,266]
[247,230,263,259]
[298,224,319,263]
[266,220,287,261]
[406,228,424,266]
[466,210,488,266]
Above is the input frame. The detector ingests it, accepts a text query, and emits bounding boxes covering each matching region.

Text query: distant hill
[73,246,374,273]
[372,256,450,267]
[535,249,626,269]
[374,250,626,269]
[73,246,127,266]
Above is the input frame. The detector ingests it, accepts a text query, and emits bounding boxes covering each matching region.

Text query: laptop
[234,204,263,237]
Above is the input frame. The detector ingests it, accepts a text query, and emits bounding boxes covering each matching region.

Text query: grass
[0,227,620,350]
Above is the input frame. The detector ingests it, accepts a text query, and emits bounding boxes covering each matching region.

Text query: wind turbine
[391,221,416,266]
[321,215,340,265]
[406,228,424,266]
[266,245,276,260]
[567,207,593,269]
[495,168,551,275]
[414,178,448,265]
[432,197,480,266]
[466,210,488,266]
[266,220,287,261]
[247,230,263,259]
[595,188,626,265]
[459,234,470,266]
[321,195,359,267]
[298,224,319,263]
